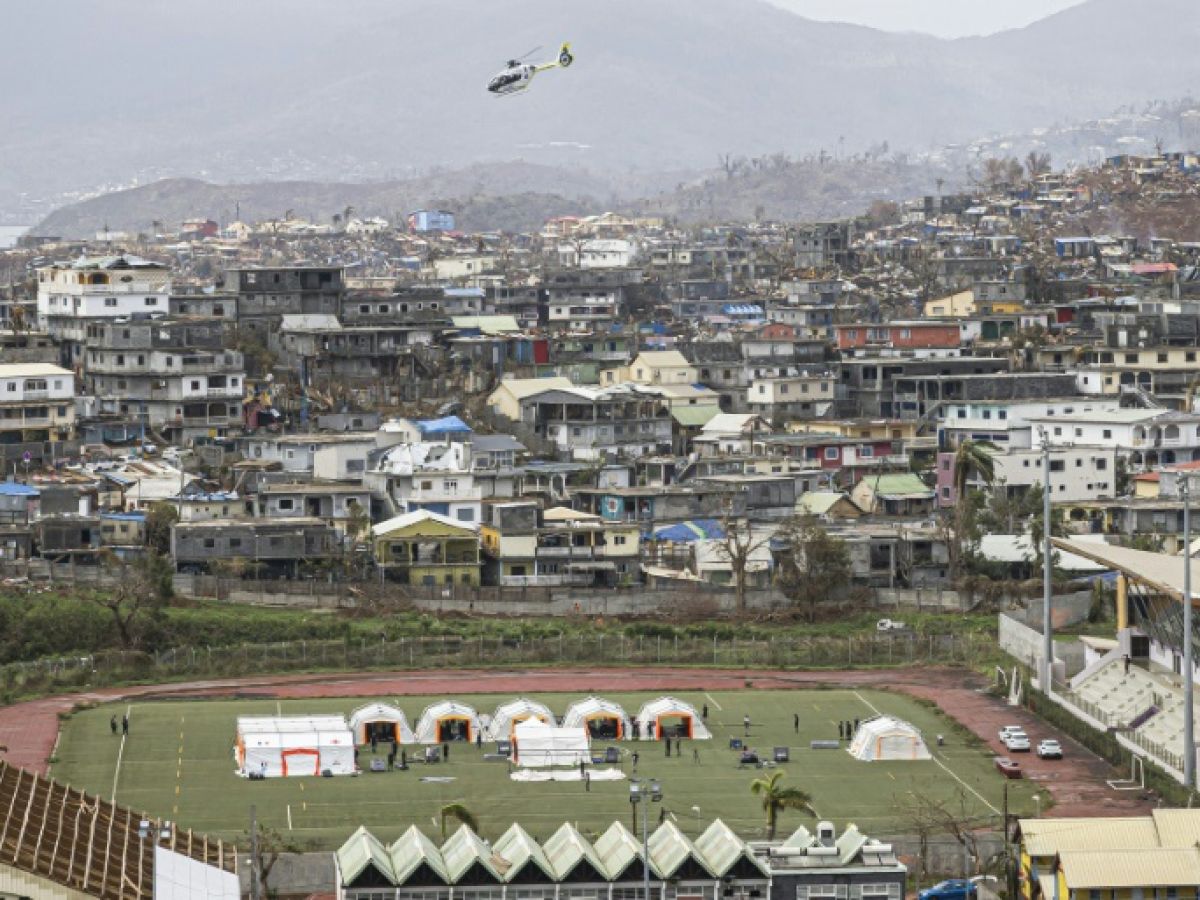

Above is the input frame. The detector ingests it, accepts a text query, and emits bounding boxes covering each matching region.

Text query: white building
[364,441,482,524]
[0,363,76,455]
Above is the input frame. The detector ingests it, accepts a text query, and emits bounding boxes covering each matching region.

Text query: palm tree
[749,771,813,840]
[439,801,478,838]
[950,439,998,578]
[953,439,997,500]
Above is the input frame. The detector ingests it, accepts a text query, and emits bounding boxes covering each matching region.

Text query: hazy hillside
[5,0,1200,219]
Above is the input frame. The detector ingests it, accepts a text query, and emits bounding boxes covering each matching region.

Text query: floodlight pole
[249,804,260,900]
[1041,431,1053,691]
[1183,476,1195,790]
[630,780,662,900]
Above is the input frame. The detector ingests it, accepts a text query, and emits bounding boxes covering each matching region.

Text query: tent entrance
[437,716,471,742]
[281,748,319,777]
[585,714,621,740]
[656,714,692,739]
[365,721,399,744]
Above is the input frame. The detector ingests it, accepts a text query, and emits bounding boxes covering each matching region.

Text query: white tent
[235,715,356,777]
[561,696,633,740]
[414,700,483,744]
[349,702,416,745]
[486,697,554,741]
[633,697,712,741]
[847,715,931,761]
[513,719,590,768]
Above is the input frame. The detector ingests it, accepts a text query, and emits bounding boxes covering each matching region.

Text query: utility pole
[1041,430,1053,691]
[1183,476,1195,790]
[249,804,260,900]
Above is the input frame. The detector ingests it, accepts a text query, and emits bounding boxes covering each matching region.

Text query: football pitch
[52,687,1037,849]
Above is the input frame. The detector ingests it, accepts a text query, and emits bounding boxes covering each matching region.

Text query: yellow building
[924,289,976,318]
[372,509,481,586]
[1018,811,1200,900]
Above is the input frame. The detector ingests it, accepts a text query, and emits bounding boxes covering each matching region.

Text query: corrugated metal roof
[648,821,712,879]
[1059,847,1200,888]
[337,826,395,885]
[441,825,504,882]
[694,819,767,877]
[670,405,721,427]
[389,825,449,884]
[492,824,556,881]
[542,822,607,880]
[1152,808,1200,847]
[593,822,643,879]
[1019,817,1161,857]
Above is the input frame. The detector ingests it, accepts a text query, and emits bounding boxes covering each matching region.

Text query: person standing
[793,713,799,733]
[702,704,708,720]
[110,715,117,736]
[632,750,640,770]
[665,737,671,757]
[122,714,129,736]
[743,714,750,737]
[442,742,449,762]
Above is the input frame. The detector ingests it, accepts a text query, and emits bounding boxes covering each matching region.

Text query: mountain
[4,0,1199,217]
[32,151,958,237]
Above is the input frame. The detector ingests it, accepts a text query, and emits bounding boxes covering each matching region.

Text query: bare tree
[896,786,1000,881]
[711,502,773,615]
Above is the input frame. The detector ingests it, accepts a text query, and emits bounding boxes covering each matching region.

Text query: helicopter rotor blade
[517,45,542,60]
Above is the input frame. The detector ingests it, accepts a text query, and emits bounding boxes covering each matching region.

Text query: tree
[88,552,174,650]
[244,819,294,899]
[712,505,773,615]
[749,771,813,840]
[1025,151,1052,180]
[949,440,998,577]
[775,519,852,622]
[440,801,478,838]
[145,501,179,556]
[897,786,997,882]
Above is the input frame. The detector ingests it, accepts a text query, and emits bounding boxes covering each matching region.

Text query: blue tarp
[415,416,473,435]
[653,519,726,542]
[722,304,765,316]
[0,481,39,497]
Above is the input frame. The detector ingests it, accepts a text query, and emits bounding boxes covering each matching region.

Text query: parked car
[919,879,979,900]
[994,756,1022,779]
[998,725,1024,742]
[1037,739,1063,759]
[1003,730,1031,752]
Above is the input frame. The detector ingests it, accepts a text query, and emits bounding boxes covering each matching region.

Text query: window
[456,508,475,522]
[4,382,13,393]
[982,410,991,420]
[1075,459,1083,467]
[1103,429,1112,439]
[1050,460,1065,472]
[144,297,157,306]
[1096,459,1108,470]
[278,498,294,510]
[998,410,1007,420]
[190,380,200,390]
[104,298,118,307]
[1053,427,1062,436]
[443,479,458,492]
[202,538,215,549]
[956,409,966,419]
[860,446,874,458]
[1158,352,1168,363]
[229,538,242,548]
[1075,428,1083,437]
[824,447,839,460]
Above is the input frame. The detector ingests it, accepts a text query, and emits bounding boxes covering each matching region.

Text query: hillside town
[12,149,1200,899]
[1,152,1199,594]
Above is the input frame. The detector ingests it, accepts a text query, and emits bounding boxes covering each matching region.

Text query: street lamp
[1181,475,1196,790]
[629,779,663,900]
[1040,428,1053,690]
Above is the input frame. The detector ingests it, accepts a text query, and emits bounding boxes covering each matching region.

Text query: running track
[0,666,1153,818]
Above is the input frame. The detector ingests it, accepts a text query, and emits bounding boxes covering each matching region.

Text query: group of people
[109,714,129,736]
[838,719,860,741]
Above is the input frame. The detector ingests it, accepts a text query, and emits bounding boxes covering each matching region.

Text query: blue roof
[722,304,765,316]
[0,481,39,497]
[653,519,726,542]
[416,415,473,435]
[102,512,146,522]
[443,287,485,298]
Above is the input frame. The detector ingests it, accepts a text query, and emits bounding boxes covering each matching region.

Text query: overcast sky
[763,0,1087,38]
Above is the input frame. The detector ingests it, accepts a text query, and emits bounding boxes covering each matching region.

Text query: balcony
[402,487,483,504]
[537,544,605,559]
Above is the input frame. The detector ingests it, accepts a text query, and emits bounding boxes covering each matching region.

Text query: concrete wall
[999,612,1086,677]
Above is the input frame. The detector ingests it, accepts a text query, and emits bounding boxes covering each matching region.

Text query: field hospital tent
[349,703,416,745]
[486,697,554,741]
[414,701,483,744]
[513,719,590,768]
[236,715,356,777]
[847,715,931,761]
[562,696,632,740]
[634,697,712,740]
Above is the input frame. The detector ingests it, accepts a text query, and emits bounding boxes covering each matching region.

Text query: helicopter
[487,42,574,97]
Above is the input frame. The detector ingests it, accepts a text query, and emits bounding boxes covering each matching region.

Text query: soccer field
[52,687,1037,849]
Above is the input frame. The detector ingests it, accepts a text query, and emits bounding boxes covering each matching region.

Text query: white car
[1003,730,1031,752]
[998,725,1025,742]
[1036,739,1063,759]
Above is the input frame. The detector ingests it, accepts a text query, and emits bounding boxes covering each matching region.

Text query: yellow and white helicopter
[487,42,574,97]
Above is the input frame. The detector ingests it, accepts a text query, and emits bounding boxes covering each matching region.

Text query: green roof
[452,315,522,335]
[341,819,769,886]
[670,405,722,427]
[857,473,934,499]
[336,826,395,885]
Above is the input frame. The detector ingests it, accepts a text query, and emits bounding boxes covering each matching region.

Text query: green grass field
[52,688,1037,849]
